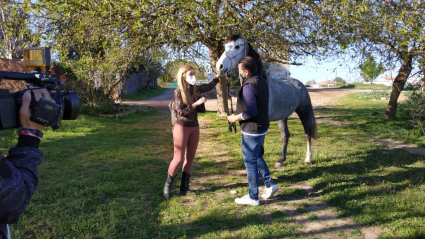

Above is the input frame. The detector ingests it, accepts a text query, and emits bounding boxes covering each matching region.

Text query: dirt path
[122,88,174,108]
[122,87,372,110]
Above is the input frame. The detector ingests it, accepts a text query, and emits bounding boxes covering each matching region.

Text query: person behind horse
[163,65,219,200]
[227,56,278,206]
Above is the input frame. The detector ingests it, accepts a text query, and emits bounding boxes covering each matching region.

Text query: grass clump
[121,87,167,101]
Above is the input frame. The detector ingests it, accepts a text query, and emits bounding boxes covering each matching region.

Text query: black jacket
[170,78,219,127]
[236,74,269,134]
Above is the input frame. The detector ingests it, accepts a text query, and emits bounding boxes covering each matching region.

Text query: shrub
[79,102,117,116]
[399,90,425,134]
[354,90,391,100]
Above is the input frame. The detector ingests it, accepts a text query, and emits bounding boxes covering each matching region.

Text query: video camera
[0,47,79,130]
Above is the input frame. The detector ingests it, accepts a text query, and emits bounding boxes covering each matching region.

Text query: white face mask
[186,75,196,85]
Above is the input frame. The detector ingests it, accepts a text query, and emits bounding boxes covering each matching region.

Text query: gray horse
[216,33,317,166]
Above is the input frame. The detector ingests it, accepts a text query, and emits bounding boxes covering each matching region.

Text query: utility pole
[336,69,337,87]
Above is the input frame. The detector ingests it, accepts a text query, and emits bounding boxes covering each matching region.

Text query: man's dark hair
[238,56,257,75]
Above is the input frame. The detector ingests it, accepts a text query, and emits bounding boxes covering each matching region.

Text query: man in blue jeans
[227,56,278,206]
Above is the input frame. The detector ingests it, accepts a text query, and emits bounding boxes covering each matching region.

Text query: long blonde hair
[176,64,198,105]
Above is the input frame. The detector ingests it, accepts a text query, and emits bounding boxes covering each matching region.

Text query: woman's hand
[212,74,220,82]
[192,97,207,108]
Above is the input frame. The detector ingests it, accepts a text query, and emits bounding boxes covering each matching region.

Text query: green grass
[1,93,424,238]
[318,93,425,146]
[344,83,391,90]
[121,86,167,101]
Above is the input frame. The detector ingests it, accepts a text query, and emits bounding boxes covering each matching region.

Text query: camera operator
[0,87,51,238]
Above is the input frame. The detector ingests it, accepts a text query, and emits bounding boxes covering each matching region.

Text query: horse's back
[268,77,310,121]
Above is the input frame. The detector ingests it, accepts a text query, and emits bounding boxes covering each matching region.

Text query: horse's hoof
[275,162,282,167]
[304,161,311,164]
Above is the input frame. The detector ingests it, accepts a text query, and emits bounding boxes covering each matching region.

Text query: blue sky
[289,58,367,84]
[288,57,404,84]
[289,61,357,84]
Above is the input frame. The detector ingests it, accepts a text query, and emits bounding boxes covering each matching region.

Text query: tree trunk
[384,54,413,119]
[208,45,229,116]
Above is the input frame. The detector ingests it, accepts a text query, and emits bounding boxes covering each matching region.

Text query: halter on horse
[216,31,317,166]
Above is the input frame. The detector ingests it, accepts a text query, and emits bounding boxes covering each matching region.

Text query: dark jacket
[0,136,43,239]
[236,74,269,134]
[170,78,219,127]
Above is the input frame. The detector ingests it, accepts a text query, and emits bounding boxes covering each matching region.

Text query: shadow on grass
[157,212,298,238]
[280,146,425,238]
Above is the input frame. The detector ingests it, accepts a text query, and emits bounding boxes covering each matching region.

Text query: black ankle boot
[163,174,176,200]
[180,172,196,196]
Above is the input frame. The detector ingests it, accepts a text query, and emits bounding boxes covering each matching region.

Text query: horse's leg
[304,134,313,164]
[295,107,316,164]
[275,118,290,167]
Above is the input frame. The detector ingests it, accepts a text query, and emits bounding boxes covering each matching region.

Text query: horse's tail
[297,91,318,146]
[309,106,318,146]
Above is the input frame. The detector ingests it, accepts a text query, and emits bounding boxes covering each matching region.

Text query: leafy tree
[130,53,164,88]
[321,0,425,119]
[305,80,316,86]
[0,0,39,59]
[130,0,328,115]
[333,77,345,85]
[359,55,385,85]
[160,59,207,83]
[35,0,332,113]
[35,0,165,107]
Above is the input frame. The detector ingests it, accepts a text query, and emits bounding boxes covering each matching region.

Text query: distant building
[368,76,394,86]
[311,80,336,88]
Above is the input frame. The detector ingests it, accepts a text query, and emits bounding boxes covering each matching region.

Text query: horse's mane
[229,34,267,80]
[247,43,267,80]
[228,34,241,43]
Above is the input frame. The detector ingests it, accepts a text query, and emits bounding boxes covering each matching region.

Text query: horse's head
[216,30,248,75]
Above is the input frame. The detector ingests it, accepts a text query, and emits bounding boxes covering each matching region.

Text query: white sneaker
[261,184,278,199]
[235,194,260,206]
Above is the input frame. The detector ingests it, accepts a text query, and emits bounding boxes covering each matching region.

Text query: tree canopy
[3,0,424,117]
[0,0,39,59]
[321,0,425,119]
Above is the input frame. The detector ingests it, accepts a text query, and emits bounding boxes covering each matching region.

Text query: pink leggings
[167,124,200,177]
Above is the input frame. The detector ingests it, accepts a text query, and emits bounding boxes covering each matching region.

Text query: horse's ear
[229,28,233,40]
[238,28,244,38]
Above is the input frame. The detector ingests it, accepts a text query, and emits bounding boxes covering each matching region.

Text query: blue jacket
[0,136,43,238]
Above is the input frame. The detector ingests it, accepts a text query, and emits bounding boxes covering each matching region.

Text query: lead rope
[227,73,237,134]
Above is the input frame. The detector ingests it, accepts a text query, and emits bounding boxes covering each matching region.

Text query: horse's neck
[246,43,267,79]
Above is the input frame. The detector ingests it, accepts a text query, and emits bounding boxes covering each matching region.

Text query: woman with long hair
[163,65,219,200]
